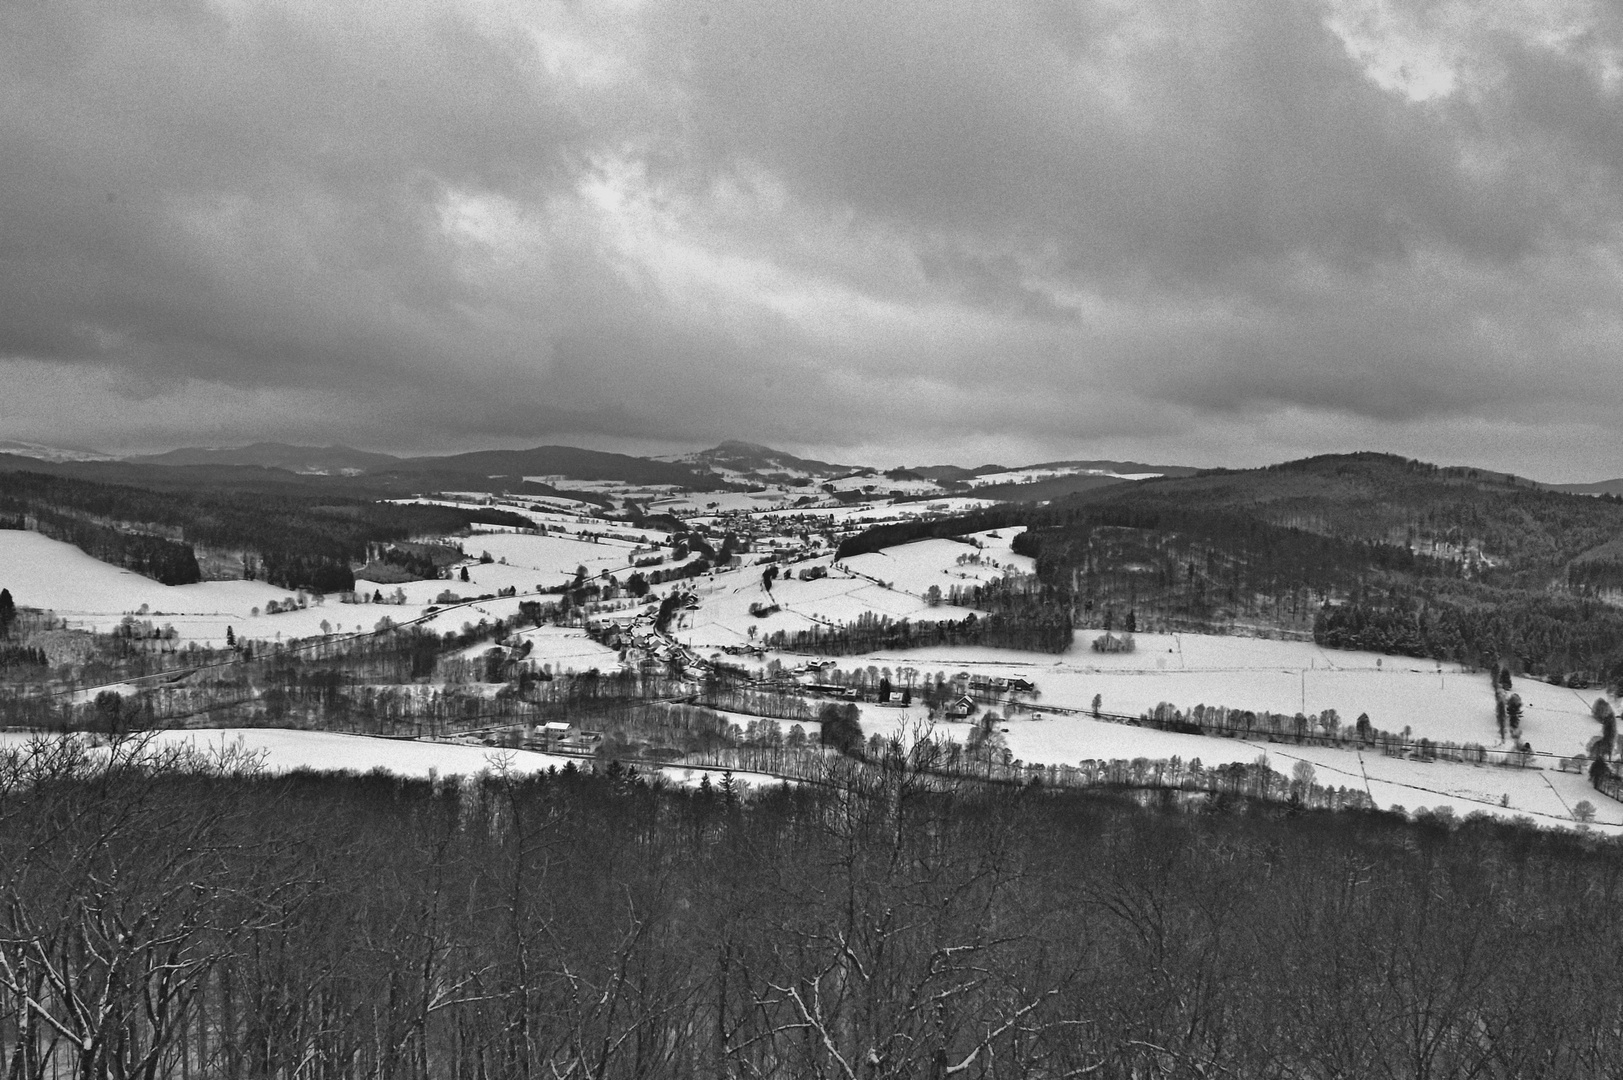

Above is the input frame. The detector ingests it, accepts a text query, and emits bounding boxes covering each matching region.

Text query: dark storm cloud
[2,0,1622,476]
[653,0,1556,276]
[0,0,585,377]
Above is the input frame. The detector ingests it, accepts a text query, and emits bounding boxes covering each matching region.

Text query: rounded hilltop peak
[1267,452,1540,488]
[1270,452,1431,473]
[690,441,852,476]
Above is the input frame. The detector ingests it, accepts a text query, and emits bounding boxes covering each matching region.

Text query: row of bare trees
[5,734,1623,1078]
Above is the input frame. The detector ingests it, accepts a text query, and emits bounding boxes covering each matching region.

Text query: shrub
[1091,632,1136,654]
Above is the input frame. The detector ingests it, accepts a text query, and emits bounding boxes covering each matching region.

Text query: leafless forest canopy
[3,737,1622,1079]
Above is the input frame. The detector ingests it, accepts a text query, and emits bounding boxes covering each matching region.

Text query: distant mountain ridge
[13,436,1623,497]
[390,446,724,488]
[0,436,1220,498]
[1549,479,1623,497]
[119,442,721,488]
[125,442,401,474]
[111,438,1202,492]
[0,440,116,463]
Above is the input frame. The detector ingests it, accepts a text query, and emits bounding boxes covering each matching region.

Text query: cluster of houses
[684,509,839,565]
[967,674,1037,695]
[525,720,600,755]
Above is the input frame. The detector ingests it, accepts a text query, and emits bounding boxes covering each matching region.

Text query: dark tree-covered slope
[4,755,1623,1079]
[961,472,1130,502]
[836,453,1623,680]
[1017,454,1623,679]
[15,443,729,493]
[0,470,531,592]
[392,444,727,488]
[1062,452,1623,575]
[675,440,852,476]
[124,442,403,473]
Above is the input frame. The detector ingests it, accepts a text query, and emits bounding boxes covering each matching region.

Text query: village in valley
[2,440,1619,833]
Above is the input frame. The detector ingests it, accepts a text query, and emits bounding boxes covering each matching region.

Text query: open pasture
[670,528,1032,650]
[823,630,1602,761]
[854,706,1621,832]
[0,728,575,778]
[840,529,1034,595]
[0,529,357,645]
[756,497,998,526]
[457,622,622,669]
[673,564,981,651]
[0,729,799,792]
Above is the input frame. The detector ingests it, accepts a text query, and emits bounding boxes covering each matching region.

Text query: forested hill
[124,442,402,473]
[829,453,1623,682]
[7,759,1622,1078]
[30,444,730,492]
[389,445,728,489]
[0,448,723,501]
[672,440,852,477]
[0,470,532,592]
[1005,453,1623,682]
[1059,452,1623,575]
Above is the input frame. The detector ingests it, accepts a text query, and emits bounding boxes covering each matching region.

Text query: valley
[3,441,1622,833]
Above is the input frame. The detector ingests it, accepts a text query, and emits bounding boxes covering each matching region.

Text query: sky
[3,0,1623,480]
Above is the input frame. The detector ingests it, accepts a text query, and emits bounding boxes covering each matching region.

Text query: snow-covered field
[657,522,1615,832]
[0,727,576,777]
[665,530,1030,650]
[0,728,790,790]
[463,623,622,669]
[9,481,1621,832]
[852,706,1621,832]
[649,489,804,515]
[840,530,1033,595]
[0,525,682,649]
[967,465,1162,487]
[672,566,982,650]
[363,532,667,605]
[816,474,942,497]
[389,496,672,540]
[755,497,999,525]
[0,530,349,644]
[465,531,669,582]
[823,631,1597,761]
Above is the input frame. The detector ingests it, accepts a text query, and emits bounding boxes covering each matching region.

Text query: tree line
[687,731,1377,816]
[0,470,532,592]
[829,463,1623,682]
[833,507,1022,560]
[1129,701,1539,768]
[0,509,201,584]
[1313,579,1623,686]
[764,607,1074,656]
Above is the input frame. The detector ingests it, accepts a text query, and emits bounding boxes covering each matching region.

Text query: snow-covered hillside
[7,467,1619,833]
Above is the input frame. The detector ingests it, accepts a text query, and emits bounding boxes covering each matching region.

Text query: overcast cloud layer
[3,0,1622,477]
